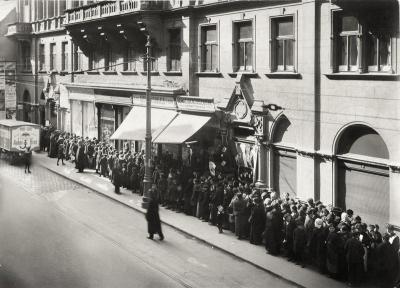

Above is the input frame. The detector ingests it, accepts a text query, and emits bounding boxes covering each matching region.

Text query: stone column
[252,114,268,189]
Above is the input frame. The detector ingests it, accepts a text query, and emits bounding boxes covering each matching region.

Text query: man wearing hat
[231,192,247,240]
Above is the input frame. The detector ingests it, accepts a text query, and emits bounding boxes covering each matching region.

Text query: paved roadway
[0,158,296,288]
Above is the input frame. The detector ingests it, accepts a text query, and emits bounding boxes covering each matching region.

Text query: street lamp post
[142,35,152,208]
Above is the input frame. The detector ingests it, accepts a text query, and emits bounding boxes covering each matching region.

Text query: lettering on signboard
[131,94,176,108]
[177,96,215,112]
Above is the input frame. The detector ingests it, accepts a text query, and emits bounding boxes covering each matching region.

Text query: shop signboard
[0,62,16,120]
[0,121,40,152]
[176,96,215,113]
[131,94,176,109]
[11,125,40,150]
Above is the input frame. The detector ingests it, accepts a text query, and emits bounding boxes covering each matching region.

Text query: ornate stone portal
[218,75,270,190]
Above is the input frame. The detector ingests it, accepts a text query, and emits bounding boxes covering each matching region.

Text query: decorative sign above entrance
[131,94,176,109]
[234,99,248,119]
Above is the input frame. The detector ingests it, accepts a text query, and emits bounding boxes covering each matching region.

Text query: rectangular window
[50,43,56,70]
[366,33,391,72]
[272,17,294,72]
[201,25,218,72]
[61,42,68,71]
[39,44,45,71]
[168,29,181,71]
[106,47,116,71]
[124,45,136,71]
[73,46,84,71]
[90,50,100,70]
[21,42,31,71]
[234,21,253,72]
[337,15,359,72]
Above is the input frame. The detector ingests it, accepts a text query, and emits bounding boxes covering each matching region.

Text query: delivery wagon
[0,119,40,163]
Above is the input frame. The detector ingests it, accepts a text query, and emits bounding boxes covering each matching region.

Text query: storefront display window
[100,104,114,145]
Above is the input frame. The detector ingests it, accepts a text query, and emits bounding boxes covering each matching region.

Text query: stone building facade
[8,0,400,229]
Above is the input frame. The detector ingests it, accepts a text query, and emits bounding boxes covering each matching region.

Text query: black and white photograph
[0,0,399,287]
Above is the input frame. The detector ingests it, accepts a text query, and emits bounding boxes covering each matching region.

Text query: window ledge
[228,72,259,78]
[163,71,182,76]
[21,70,32,74]
[59,70,68,76]
[86,71,100,75]
[102,71,118,75]
[72,70,84,74]
[38,70,47,74]
[120,71,138,75]
[195,72,223,77]
[324,72,399,81]
[265,72,301,79]
[141,71,160,76]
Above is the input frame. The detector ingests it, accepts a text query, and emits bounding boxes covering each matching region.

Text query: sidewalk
[34,152,346,288]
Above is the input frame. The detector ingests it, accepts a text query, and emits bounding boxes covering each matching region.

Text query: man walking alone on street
[146,189,164,241]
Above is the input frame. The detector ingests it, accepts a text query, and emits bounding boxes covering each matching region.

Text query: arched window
[336,124,390,228]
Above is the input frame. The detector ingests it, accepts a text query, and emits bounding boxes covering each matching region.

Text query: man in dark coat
[376,234,399,288]
[283,213,296,260]
[231,192,247,240]
[145,189,164,241]
[113,160,122,195]
[345,231,365,287]
[76,141,86,173]
[249,197,266,245]
[326,224,342,279]
[293,219,307,267]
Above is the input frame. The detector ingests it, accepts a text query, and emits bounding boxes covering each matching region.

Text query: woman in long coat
[326,224,342,278]
[145,189,164,240]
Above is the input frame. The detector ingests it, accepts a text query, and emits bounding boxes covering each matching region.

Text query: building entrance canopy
[110,106,176,141]
[153,113,211,144]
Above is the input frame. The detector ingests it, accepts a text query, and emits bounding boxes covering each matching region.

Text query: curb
[39,160,305,288]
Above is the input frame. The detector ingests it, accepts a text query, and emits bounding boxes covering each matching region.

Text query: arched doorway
[336,124,390,227]
[271,115,297,198]
[22,90,31,122]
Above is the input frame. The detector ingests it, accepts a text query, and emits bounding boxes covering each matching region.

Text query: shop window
[271,16,295,72]
[39,44,45,71]
[61,42,68,71]
[168,28,181,71]
[200,25,218,72]
[233,21,253,72]
[50,43,56,71]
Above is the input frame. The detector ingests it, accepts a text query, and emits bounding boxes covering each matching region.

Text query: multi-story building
[0,0,17,120]
[8,0,400,229]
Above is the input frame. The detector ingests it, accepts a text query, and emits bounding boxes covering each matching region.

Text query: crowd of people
[43,128,400,288]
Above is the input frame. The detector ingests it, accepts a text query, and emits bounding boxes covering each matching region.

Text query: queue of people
[45,129,400,288]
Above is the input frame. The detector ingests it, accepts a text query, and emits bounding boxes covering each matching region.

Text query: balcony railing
[33,16,65,33]
[65,0,165,25]
[6,22,32,37]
